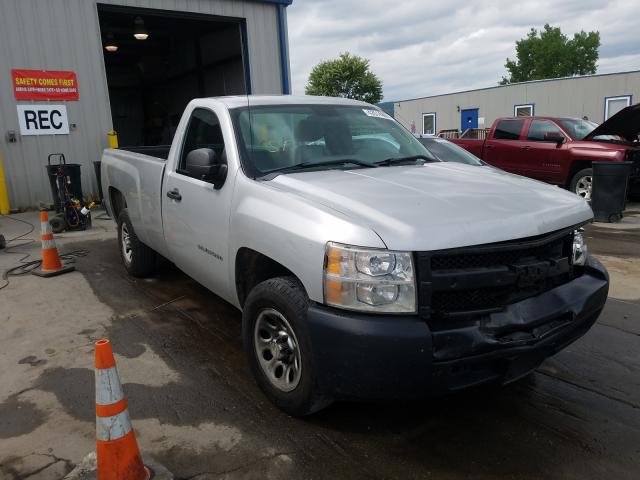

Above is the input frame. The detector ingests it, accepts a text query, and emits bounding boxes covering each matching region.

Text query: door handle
[166,188,182,201]
[521,146,531,150]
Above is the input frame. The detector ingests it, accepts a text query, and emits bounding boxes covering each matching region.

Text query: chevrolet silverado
[450,106,640,199]
[102,96,609,415]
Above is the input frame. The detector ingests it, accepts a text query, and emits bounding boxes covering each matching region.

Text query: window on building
[604,95,631,119]
[526,119,564,141]
[514,104,534,117]
[493,119,525,140]
[422,113,436,136]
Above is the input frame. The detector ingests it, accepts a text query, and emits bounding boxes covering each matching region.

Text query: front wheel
[242,276,331,416]
[569,168,593,200]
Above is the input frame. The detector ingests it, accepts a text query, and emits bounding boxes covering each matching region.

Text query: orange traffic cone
[95,339,150,480]
[31,211,75,277]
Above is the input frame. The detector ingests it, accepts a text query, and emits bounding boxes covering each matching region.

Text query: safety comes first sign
[12,69,79,101]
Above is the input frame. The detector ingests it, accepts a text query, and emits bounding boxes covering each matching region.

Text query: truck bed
[449,138,484,158]
[101,147,168,257]
[119,145,171,160]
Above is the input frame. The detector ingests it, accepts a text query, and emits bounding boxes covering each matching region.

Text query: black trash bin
[46,153,84,213]
[94,160,104,202]
[591,161,632,223]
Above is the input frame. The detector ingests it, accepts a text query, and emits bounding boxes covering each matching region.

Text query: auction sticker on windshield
[362,109,392,120]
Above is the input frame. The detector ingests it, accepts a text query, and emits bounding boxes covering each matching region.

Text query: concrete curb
[64,452,173,480]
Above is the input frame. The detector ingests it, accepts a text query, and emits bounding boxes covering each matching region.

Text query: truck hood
[269,163,593,251]
[585,103,640,142]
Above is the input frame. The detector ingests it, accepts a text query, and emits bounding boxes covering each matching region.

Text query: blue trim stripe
[276,5,290,94]
[240,21,252,94]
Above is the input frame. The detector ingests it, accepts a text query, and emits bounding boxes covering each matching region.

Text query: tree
[500,24,600,84]
[305,53,383,104]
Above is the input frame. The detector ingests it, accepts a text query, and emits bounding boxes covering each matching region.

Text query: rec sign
[12,69,79,101]
[17,105,70,136]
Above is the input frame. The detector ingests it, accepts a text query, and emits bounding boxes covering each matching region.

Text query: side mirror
[185,148,227,188]
[543,132,565,144]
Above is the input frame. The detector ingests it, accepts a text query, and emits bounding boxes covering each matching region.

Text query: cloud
[287,0,640,101]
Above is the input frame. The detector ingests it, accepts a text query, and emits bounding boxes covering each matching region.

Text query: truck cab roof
[496,115,583,122]
[204,95,374,109]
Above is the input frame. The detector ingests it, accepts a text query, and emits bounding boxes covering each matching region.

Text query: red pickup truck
[450,104,640,199]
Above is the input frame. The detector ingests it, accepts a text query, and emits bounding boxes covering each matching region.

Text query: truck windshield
[231,104,435,177]
[558,118,620,141]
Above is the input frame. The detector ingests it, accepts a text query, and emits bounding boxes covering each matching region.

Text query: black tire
[49,215,65,234]
[242,276,331,416]
[117,209,157,277]
[569,168,593,199]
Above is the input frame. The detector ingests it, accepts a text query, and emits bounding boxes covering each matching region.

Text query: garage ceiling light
[104,32,118,52]
[133,17,149,40]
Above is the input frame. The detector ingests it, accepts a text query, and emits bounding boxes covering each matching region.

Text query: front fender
[229,176,384,306]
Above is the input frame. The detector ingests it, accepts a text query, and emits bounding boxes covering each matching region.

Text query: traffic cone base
[97,431,150,480]
[95,339,149,480]
[32,211,75,278]
[31,264,75,277]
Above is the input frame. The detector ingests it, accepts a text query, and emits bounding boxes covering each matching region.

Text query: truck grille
[416,229,578,321]
[430,240,564,270]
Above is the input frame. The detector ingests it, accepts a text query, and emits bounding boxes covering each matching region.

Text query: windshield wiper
[269,159,377,174]
[375,155,437,166]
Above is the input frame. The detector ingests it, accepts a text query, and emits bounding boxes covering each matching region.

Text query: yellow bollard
[107,130,119,149]
[0,155,10,215]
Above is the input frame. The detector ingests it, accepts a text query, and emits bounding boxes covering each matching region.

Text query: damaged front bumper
[306,255,609,400]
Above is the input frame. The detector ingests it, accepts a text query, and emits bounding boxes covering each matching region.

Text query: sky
[286,0,640,102]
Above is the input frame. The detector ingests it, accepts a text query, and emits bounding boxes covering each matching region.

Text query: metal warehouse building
[0,0,292,210]
[394,70,640,137]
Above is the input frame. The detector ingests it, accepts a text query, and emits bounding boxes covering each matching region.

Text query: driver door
[519,119,568,184]
[162,105,236,300]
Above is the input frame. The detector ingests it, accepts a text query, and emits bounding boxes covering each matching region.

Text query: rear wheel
[242,276,331,416]
[117,209,157,277]
[569,168,593,200]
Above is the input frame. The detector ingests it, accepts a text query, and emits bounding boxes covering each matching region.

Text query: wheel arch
[108,187,127,219]
[235,248,304,308]
[566,160,592,188]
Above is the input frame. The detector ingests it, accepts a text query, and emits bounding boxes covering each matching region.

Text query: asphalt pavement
[0,207,638,480]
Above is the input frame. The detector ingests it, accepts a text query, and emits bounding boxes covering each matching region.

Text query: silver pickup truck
[102,95,609,415]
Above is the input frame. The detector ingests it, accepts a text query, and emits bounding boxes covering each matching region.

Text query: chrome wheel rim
[575,176,592,200]
[121,223,133,264]
[253,308,302,392]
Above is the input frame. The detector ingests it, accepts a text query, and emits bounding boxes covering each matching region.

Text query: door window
[493,119,525,140]
[179,108,225,178]
[526,120,563,141]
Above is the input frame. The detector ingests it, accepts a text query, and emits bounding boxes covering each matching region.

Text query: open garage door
[98,5,248,147]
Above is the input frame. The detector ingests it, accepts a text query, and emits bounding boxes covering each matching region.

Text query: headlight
[324,242,416,313]
[572,229,587,266]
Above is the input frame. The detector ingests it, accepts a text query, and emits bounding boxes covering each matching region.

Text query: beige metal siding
[0,0,283,209]
[395,71,640,135]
